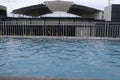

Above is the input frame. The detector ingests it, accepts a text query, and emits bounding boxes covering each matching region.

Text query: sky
[0,0,120,16]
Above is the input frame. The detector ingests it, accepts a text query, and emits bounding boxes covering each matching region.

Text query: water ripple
[0,38,120,80]
[108,53,120,56]
[112,65,120,68]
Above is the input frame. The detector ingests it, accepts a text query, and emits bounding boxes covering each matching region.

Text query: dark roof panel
[68,4,101,16]
[12,4,52,16]
[12,1,101,17]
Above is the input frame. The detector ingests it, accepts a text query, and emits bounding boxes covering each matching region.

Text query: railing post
[23,22,24,37]
[3,21,4,37]
[44,24,46,36]
[63,23,64,37]
[104,22,106,38]
[42,22,44,37]
[65,23,67,37]
[107,22,109,38]
[2,21,4,36]
[4,21,6,37]
[52,24,53,36]
[83,22,86,38]
[118,24,120,38]
[25,22,26,37]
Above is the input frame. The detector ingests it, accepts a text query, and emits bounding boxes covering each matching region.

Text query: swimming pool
[0,38,120,80]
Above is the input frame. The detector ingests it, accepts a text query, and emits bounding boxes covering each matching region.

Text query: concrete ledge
[0,76,102,80]
[0,36,120,40]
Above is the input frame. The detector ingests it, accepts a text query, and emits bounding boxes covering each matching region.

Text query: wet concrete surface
[0,76,102,80]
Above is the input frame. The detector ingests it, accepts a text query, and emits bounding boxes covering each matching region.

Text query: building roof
[12,1,101,17]
[0,5,7,11]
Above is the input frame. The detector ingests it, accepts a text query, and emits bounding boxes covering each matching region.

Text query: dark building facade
[0,5,7,18]
[111,5,120,21]
[104,4,120,21]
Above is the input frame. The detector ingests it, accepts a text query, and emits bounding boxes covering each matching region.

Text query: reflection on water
[0,38,120,80]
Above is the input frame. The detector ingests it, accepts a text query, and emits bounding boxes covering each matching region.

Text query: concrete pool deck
[0,76,102,80]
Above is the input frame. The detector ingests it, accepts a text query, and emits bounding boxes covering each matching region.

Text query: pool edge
[0,76,103,80]
[0,36,120,40]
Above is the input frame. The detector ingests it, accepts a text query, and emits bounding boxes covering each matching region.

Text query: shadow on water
[0,63,5,67]
[112,65,120,68]
[47,55,72,61]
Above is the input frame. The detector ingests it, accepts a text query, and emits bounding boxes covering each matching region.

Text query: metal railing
[0,21,120,38]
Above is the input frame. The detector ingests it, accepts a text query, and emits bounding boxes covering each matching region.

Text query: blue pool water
[0,38,120,80]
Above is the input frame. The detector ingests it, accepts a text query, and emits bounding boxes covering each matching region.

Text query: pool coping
[0,36,120,40]
[0,76,102,80]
